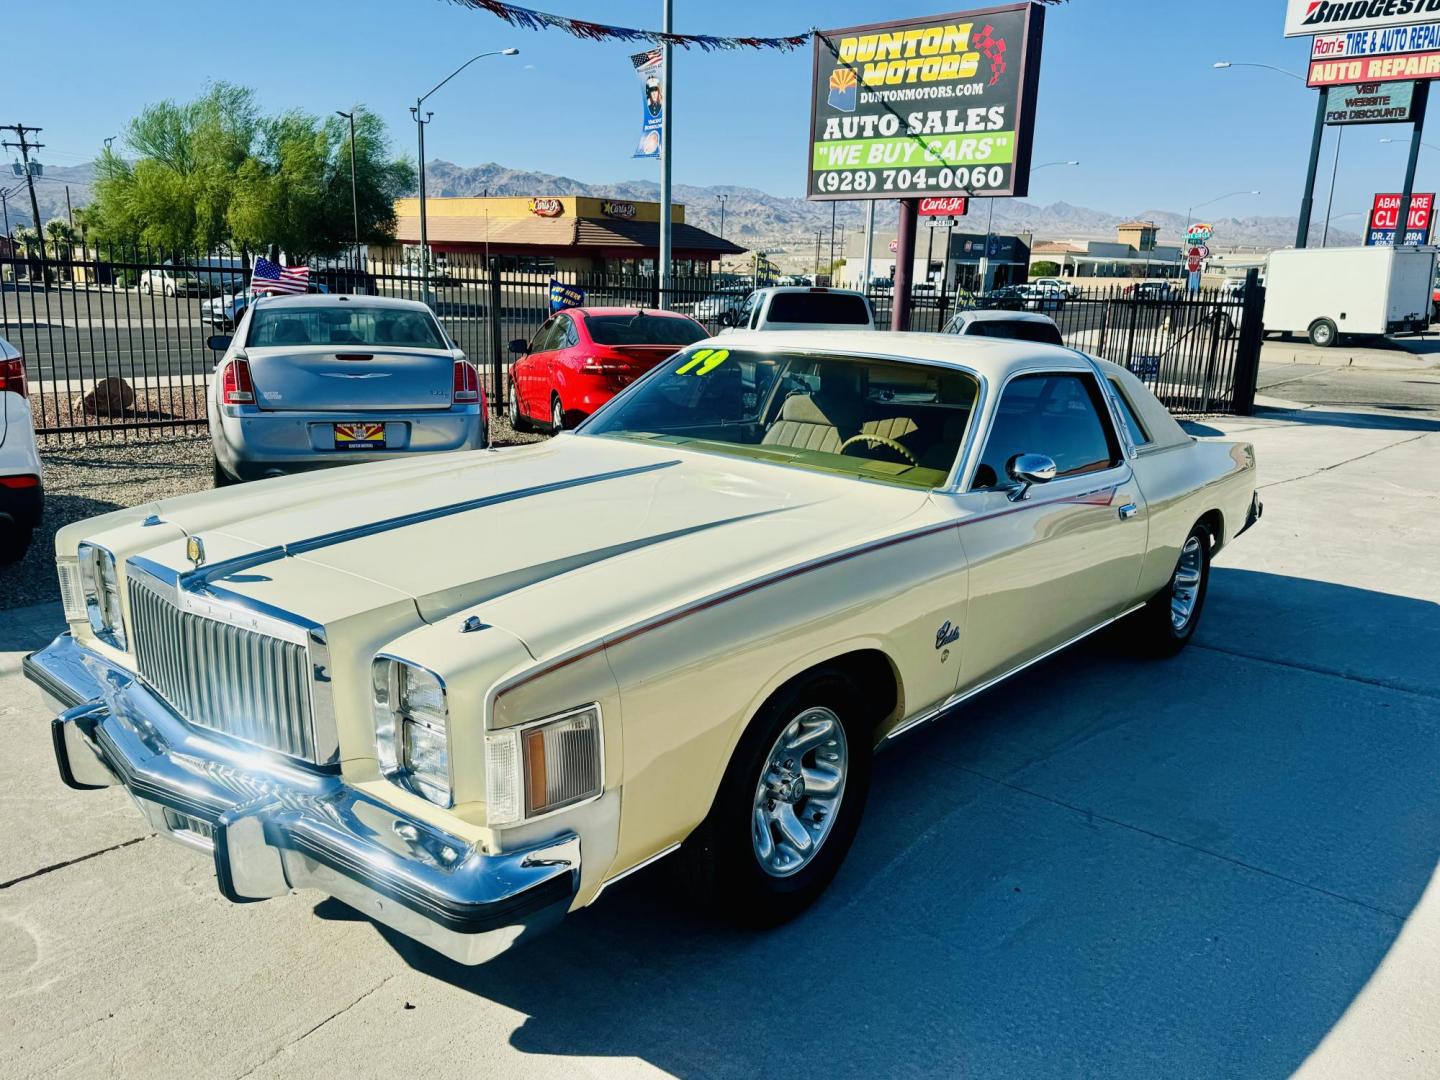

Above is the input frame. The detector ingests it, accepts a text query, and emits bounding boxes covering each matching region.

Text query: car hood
[132,437,934,661]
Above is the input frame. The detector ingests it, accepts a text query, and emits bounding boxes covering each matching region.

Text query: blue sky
[4,0,1427,224]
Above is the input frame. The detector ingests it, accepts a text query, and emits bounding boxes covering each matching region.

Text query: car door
[943,367,1147,690]
[545,315,582,414]
[520,317,561,419]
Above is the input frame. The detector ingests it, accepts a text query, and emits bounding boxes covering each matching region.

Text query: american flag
[250,256,310,295]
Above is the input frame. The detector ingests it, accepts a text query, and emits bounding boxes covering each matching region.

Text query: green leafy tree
[89,86,414,257]
[1030,261,1062,278]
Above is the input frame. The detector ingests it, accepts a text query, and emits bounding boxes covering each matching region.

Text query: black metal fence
[0,243,1262,444]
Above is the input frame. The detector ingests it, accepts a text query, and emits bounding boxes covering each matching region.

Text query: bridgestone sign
[807,4,1046,202]
[1286,0,1440,38]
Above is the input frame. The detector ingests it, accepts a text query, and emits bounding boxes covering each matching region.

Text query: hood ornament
[186,535,206,569]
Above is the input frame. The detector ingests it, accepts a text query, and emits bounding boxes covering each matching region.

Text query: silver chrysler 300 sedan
[207,294,487,485]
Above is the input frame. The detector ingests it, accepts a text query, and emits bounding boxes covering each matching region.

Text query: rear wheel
[0,527,33,565]
[679,667,873,927]
[1308,318,1338,348]
[551,394,565,433]
[212,454,237,488]
[1125,522,1212,658]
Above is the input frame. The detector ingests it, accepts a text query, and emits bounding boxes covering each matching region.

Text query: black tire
[212,454,237,487]
[1125,522,1212,658]
[1308,318,1338,348]
[0,527,33,565]
[679,666,873,928]
[551,395,565,433]
[507,381,530,433]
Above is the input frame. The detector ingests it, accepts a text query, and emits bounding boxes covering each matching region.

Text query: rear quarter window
[967,320,1064,346]
[1107,379,1152,447]
[766,292,872,325]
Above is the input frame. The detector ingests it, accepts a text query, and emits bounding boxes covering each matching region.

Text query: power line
[1,124,45,231]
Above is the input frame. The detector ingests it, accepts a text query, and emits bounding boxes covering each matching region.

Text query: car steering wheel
[838,433,918,466]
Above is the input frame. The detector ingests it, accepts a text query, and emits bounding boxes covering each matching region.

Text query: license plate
[334,422,385,450]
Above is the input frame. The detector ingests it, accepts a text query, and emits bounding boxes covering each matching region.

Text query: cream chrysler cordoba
[25,330,1261,964]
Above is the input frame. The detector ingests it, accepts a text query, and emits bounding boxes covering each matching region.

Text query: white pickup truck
[720,286,876,332]
[1263,245,1436,347]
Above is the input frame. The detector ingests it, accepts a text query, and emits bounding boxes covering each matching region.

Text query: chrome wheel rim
[508,386,519,425]
[1170,536,1204,631]
[751,707,848,878]
[552,399,563,430]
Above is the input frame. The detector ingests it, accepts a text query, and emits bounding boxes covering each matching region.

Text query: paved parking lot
[2,397,1438,1079]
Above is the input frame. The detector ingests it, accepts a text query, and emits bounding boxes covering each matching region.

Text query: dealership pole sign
[1367,191,1435,243]
[807,4,1046,202]
[1286,1,1440,37]
[1307,20,1440,83]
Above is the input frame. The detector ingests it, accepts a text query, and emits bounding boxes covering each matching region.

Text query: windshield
[584,313,708,347]
[766,292,872,325]
[584,348,978,490]
[247,305,447,349]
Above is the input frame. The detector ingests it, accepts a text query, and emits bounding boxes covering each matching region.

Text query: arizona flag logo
[828,67,857,112]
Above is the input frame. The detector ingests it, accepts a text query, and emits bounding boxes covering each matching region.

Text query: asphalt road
[2,402,1439,1078]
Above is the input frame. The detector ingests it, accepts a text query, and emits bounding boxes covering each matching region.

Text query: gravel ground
[0,416,548,611]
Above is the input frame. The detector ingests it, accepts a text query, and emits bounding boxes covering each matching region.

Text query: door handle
[1118,503,1140,521]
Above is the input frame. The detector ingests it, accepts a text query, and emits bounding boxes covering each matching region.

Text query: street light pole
[659,0,674,307]
[716,194,727,240]
[336,110,361,261]
[410,104,433,293]
[412,48,519,296]
[1322,126,1343,247]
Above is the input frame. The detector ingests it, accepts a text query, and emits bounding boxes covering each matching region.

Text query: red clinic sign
[918,196,970,217]
[1368,192,1435,245]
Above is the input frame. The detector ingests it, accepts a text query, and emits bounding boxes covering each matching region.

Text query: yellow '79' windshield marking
[675,348,730,375]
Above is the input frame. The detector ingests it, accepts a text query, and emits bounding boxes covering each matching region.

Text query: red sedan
[508,307,709,431]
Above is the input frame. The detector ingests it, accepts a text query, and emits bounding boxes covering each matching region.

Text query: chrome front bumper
[23,632,579,966]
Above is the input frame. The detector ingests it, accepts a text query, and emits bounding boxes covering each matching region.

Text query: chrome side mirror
[1005,452,1058,502]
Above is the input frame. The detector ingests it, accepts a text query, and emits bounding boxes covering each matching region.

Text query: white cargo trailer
[1262,245,1436,347]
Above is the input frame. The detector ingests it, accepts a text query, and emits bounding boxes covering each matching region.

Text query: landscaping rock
[82,377,136,416]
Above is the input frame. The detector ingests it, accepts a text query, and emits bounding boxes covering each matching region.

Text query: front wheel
[1124,522,1212,658]
[508,380,530,433]
[679,667,873,927]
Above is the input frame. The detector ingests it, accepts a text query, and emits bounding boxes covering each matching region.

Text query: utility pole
[65,185,73,228]
[717,194,727,240]
[1,125,45,241]
[815,229,822,278]
[337,110,361,260]
[658,0,674,307]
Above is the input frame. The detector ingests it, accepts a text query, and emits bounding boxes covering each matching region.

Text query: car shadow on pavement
[336,568,1440,1079]
[1250,407,1440,433]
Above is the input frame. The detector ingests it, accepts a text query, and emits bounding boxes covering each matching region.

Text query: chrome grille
[128,575,318,761]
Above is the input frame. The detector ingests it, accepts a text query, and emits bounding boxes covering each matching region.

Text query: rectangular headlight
[485,704,602,827]
[372,657,451,806]
[78,543,126,650]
